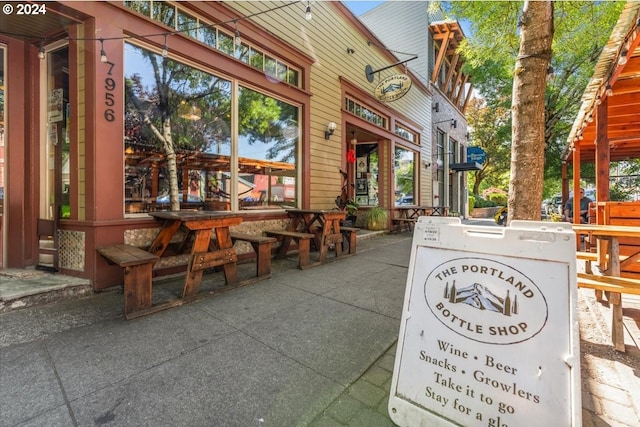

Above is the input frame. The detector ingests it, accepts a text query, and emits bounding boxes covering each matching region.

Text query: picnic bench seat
[340,226,359,254]
[577,272,640,296]
[230,232,277,279]
[392,218,416,233]
[97,244,159,318]
[264,230,314,269]
[576,268,640,352]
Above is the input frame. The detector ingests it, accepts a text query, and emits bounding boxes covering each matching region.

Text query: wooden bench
[340,226,359,254]
[392,218,416,233]
[97,244,159,318]
[577,251,629,276]
[594,201,640,279]
[577,272,640,295]
[230,232,277,279]
[264,230,315,269]
[576,270,640,352]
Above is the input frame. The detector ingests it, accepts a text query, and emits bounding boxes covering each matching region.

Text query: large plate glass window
[124,42,232,213]
[394,146,416,206]
[238,87,298,210]
[123,42,299,214]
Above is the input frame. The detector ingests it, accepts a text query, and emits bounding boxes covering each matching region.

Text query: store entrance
[0,45,5,269]
[346,127,382,208]
[37,44,69,271]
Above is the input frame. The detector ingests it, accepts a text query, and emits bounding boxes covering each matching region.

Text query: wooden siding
[229,1,432,209]
[77,26,86,220]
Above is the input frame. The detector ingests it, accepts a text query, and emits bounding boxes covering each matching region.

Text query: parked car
[397,195,414,205]
[156,193,203,203]
[584,188,596,201]
[541,200,549,219]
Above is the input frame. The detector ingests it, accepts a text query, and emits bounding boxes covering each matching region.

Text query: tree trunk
[162,118,180,211]
[507,0,553,224]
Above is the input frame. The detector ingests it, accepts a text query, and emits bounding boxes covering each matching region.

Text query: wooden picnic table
[396,205,449,219]
[393,205,449,232]
[573,224,640,351]
[148,210,243,299]
[284,209,348,265]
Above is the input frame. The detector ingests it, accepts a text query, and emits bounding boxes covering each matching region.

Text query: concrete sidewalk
[1,232,639,426]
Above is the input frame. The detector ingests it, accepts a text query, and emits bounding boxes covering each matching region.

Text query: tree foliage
[440,1,624,202]
[125,44,289,210]
[466,97,511,195]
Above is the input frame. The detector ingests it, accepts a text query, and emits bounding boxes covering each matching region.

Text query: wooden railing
[594,201,640,279]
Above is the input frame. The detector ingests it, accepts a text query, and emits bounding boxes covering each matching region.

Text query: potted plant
[365,206,389,231]
[342,199,359,227]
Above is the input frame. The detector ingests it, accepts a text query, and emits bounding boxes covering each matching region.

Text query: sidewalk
[1,232,639,426]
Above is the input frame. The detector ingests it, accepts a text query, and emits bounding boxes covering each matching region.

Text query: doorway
[37,43,69,270]
[0,44,5,268]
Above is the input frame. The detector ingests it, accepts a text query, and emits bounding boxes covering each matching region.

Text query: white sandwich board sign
[389,217,580,427]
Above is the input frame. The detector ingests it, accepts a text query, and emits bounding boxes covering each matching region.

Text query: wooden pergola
[562,2,640,216]
[429,20,473,112]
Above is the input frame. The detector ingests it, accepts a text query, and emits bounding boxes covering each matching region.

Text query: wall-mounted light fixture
[325,122,337,140]
[424,160,431,169]
[350,131,358,145]
[433,102,440,113]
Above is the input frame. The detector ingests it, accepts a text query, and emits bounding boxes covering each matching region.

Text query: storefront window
[124,1,301,87]
[124,43,299,214]
[394,146,416,206]
[124,42,232,214]
[237,87,298,210]
[0,45,4,220]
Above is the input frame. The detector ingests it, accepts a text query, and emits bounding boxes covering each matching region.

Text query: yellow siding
[76,31,86,219]
[229,2,431,209]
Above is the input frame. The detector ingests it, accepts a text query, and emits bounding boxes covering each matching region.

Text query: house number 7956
[103,61,116,122]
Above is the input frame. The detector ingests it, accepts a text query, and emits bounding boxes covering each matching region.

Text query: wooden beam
[444,53,459,96]
[431,32,453,83]
[596,97,610,203]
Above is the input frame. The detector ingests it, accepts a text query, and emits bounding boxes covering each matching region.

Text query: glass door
[38,43,69,270]
[0,45,5,268]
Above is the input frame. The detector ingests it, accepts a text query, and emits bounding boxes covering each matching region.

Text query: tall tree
[442,1,623,208]
[508,1,553,222]
[466,97,511,195]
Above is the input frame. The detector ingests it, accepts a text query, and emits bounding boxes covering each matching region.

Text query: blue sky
[343,1,385,16]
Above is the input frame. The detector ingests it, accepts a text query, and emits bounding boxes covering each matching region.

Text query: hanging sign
[467,147,487,165]
[374,74,412,102]
[389,217,581,427]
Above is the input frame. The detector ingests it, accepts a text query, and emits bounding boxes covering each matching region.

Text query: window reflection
[238,87,298,210]
[394,147,416,206]
[123,43,298,214]
[124,42,232,213]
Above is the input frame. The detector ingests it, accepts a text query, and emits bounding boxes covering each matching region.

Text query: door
[0,45,5,268]
[37,43,69,271]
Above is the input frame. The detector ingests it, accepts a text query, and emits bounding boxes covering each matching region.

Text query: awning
[449,162,482,171]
